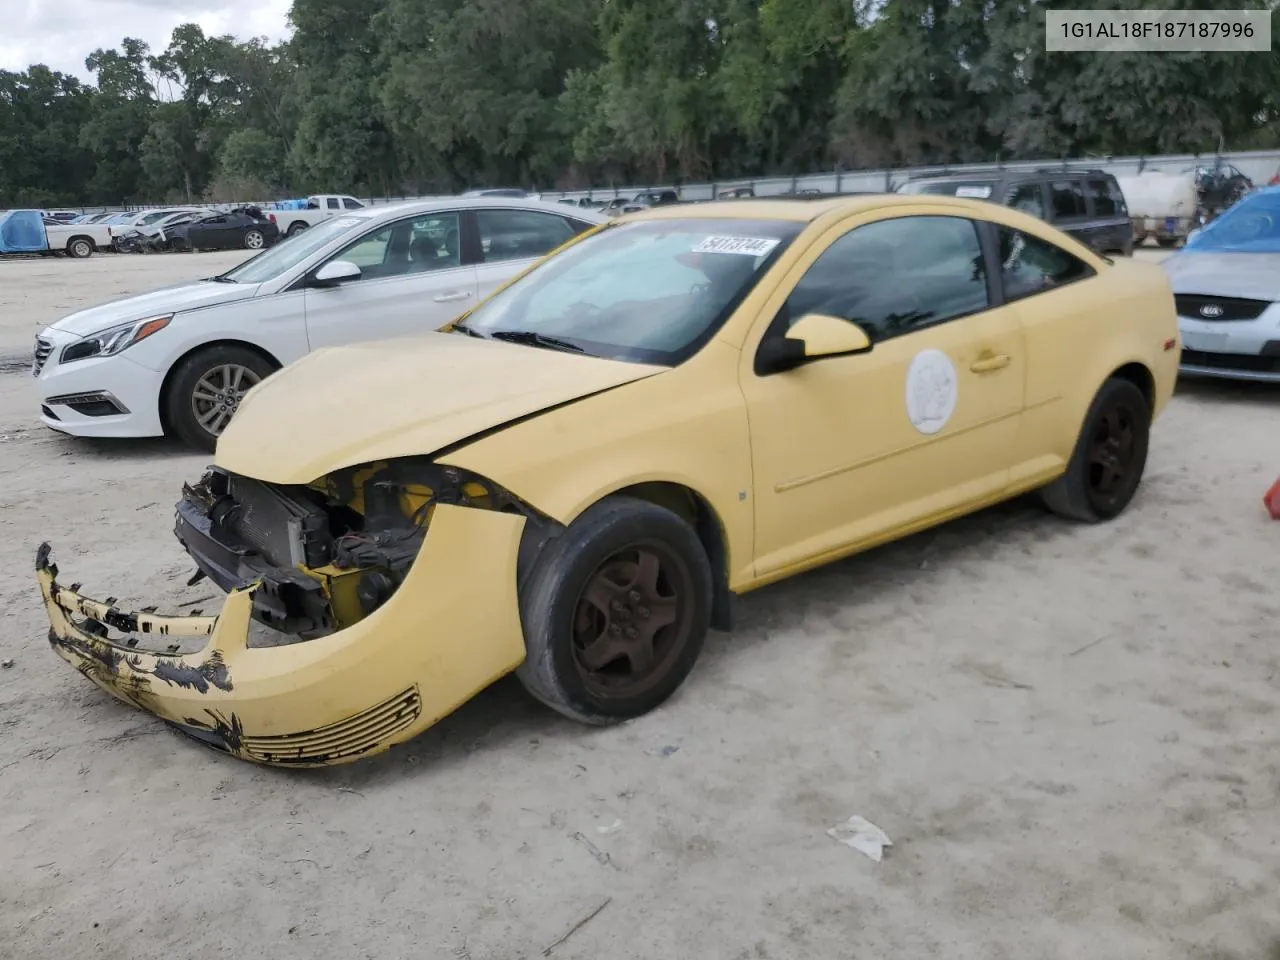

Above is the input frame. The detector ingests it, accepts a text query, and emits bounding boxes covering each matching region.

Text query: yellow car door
[739,210,1027,580]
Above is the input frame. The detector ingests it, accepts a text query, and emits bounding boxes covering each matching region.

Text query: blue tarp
[269,198,309,210]
[0,210,49,253]
[1185,186,1280,254]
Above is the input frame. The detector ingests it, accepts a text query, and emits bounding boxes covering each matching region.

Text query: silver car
[1163,186,1280,383]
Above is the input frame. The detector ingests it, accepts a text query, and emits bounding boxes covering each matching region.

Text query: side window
[783,215,989,344]
[565,217,596,236]
[1104,179,1128,215]
[1006,183,1046,219]
[326,197,341,210]
[476,209,576,263]
[1050,180,1088,220]
[997,227,1095,302]
[1085,179,1116,216]
[326,212,462,280]
[342,197,363,209]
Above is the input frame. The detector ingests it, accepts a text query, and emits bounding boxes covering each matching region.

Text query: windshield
[220,215,366,284]
[459,217,801,365]
[1184,190,1280,254]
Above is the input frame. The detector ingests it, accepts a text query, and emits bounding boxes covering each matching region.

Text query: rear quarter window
[996,227,1096,302]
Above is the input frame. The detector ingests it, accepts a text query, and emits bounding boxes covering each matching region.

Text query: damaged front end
[38,458,560,767]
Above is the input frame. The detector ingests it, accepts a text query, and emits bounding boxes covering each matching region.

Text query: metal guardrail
[60,148,1280,215]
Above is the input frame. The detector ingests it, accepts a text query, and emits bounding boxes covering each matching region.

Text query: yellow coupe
[36,195,1180,766]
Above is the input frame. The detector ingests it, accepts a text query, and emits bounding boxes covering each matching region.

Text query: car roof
[343,196,609,223]
[909,168,1114,183]
[619,193,995,223]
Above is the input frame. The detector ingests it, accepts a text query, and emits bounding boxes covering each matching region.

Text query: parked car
[109,207,210,251]
[265,195,367,237]
[42,210,82,223]
[898,169,1134,257]
[34,194,1178,767]
[632,189,680,206]
[1162,185,1280,382]
[31,197,606,450]
[168,208,280,252]
[600,197,649,217]
[557,197,605,209]
[0,210,112,258]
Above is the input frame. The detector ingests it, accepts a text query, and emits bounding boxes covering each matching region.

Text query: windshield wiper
[489,330,585,353]
[450,321,487,339]
[203,275,238,283]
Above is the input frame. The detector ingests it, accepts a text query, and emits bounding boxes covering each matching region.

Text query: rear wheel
[164,345,274,452]
[516,496,712,724]
[244,229,266,250]
[1039,377,1150,523]
[67,237,94,259]
[286,222,308,237]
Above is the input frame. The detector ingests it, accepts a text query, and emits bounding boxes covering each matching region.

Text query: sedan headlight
[60,315,173,364]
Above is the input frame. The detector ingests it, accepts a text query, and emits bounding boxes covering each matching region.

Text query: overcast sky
[0,0,293,80]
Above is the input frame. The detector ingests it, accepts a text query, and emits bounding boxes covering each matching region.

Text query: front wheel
[516,496,712,724]
[1039,377,1150,523]
[164,345,274,452]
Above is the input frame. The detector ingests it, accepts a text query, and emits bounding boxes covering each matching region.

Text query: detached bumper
[36,503,528,767]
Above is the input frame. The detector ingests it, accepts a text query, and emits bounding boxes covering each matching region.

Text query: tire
[516,495,713,725]
[244,229,266,251]
[67,237,94,259]
[164,345,275,453]
[1038,377,1151,523]
[286,222,308,237]
[1156,237,1179,248]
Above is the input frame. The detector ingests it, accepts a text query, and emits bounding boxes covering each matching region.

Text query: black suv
[898,169,1133,257]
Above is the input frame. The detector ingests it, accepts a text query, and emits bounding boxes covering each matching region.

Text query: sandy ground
[2,247,1279,960]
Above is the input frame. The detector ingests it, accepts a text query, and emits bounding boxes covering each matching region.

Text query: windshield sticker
[693,235,781,257]
[955,185,993,199]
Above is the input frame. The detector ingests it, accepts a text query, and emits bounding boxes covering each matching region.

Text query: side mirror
[311,259,362,288]
[757,313,873,375]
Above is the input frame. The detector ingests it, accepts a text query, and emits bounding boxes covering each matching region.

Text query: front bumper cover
[36,502,529,767]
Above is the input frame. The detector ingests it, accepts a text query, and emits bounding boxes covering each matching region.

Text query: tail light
[268,213,277,224]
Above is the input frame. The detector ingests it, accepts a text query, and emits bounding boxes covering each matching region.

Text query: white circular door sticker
[905,349,958,435]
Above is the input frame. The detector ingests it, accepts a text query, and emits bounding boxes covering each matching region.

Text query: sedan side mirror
[757,313,873,375]
[311,259,362,288]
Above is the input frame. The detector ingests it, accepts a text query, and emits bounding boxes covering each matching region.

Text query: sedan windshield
[1185,191,1280,254]
[220,215,365,284]
[458,217,802,365]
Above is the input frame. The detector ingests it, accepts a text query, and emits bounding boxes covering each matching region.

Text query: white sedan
[32,197,606,451]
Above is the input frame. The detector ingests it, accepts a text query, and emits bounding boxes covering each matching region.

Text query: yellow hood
[215,331,665,484]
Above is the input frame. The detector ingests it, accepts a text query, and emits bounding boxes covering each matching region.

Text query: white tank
[1114,171,1198,219]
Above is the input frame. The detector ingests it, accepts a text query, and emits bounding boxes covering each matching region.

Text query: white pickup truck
[265,195,367,237]
[43,218,115,258]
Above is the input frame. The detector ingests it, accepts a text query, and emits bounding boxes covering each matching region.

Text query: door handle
[969,354,1011,373]
[433,290,472,303]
